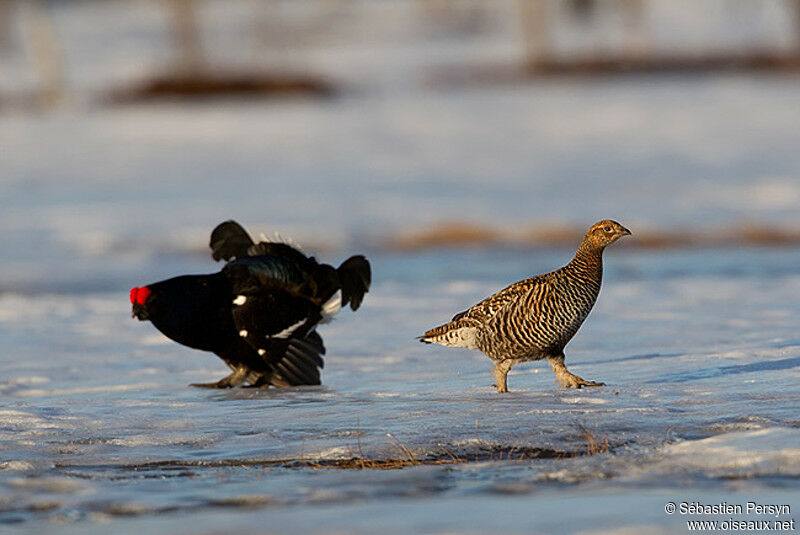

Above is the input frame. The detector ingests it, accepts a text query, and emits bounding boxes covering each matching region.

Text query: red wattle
[135,286,151,305]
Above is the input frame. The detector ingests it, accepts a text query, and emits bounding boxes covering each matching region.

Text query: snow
[662,428,800,475]
[2,0,800,532]
[1,249,799,532]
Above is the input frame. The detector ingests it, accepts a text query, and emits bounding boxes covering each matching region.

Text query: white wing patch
[320,290,342,323]
[272,318,306,339]
[238,330,248,338]
[233,295,247,306]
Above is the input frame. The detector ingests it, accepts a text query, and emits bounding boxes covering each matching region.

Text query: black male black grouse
[131,220,371,388]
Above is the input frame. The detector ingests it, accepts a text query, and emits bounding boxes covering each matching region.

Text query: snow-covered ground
[2,1,800,533]
[1,247,799,533]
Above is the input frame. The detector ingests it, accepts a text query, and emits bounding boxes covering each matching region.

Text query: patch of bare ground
[383,222,800,252]
[526,53,800,76]
[104,70,334,104]
[64,426,614,473]
[386,222,502,251]
[103,447,570,472]
[427,53,800,89]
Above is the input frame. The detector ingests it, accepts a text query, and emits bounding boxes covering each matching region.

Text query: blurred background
[2,2,800,532]
[2,0,800,294]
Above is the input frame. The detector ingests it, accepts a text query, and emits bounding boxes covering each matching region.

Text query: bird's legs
[547,354,604,389]
[493,359,516,393]
[191,365,249,388]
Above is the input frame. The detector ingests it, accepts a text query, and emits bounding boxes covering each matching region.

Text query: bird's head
[583,220,631,249]
[128,274,230,352]
[130,285,153,320]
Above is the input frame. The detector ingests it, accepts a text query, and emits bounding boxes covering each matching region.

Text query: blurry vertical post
[620,0,647,59]
[22,0,66,107]
[0,0,12,49]
[168,0,204,73]
[794,0,800,59]
[517,0,550,70]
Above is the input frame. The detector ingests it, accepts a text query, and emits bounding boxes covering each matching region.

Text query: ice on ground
[661,428,800,476]
[3,1,800,532]
[1,248,799,533]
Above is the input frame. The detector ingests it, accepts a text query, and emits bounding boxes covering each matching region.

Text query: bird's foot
[190,368,247,389]
[556,372,604,389]
[492,359,515,394]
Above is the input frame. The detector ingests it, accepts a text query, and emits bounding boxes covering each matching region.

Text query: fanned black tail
[271,331,326,387]
[210,220,254,261]
[211,220,311,267]
[337,255,371,311]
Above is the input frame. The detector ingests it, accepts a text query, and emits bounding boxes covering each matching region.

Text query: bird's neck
[569,241,604,278]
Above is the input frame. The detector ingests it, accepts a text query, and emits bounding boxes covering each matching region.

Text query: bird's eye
[604,226,611,232]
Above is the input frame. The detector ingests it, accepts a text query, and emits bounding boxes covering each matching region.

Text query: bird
[130,220,371,388]
[419,220,630,393]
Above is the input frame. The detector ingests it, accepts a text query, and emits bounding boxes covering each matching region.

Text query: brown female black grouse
[131,220,370,388]
[420,220,630,393]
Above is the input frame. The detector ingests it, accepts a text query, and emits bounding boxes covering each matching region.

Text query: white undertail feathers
[321,290,342,322]
[422,325,479,350]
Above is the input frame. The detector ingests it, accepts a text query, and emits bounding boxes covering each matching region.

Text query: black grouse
[420,220,630,393]
[131,220,371,388]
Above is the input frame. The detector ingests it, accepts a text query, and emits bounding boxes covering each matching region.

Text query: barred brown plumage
[420,220,631,393]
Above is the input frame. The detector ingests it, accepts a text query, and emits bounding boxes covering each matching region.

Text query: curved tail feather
[210,220,254,261]
[337,255,371,310]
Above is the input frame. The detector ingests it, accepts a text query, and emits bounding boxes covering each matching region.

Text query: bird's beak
[621,227,631,236]
[131,303,149,321]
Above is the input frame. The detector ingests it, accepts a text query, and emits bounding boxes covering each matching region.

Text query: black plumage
[131,220,371,388]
